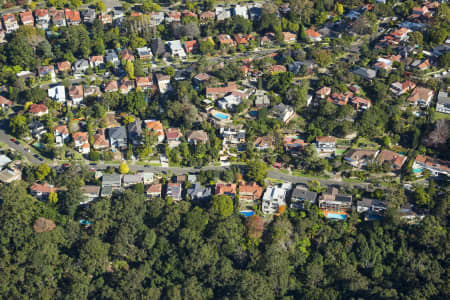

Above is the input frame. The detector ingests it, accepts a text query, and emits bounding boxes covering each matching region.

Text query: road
[0,120,41,164]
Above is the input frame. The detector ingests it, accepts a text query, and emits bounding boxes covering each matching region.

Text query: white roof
[168,40,183,50]
[0,154,12,168]
[48,85,66,102]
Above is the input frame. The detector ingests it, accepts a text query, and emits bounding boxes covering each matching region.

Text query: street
[0,119,41,164]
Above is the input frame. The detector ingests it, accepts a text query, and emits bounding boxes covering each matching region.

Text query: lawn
[433,112,450,121]
[266,178,285,184]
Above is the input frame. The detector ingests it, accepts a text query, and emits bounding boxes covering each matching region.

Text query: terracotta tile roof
[282,32,296,41]
[199,11,215,19]
[316,136,336,143]
[305,29,321,38]
[316,86,331,96]
[19,10,34,24]
[29,103,48,114]
[415,155,449,172]
[69,85,83,98]
[30,182,57,194]
[391,28,409,38]
[408,87,433,103]
[215,183,237,195]
[165,128,182,140]
[54,125,69,136]
[104,80,118,92]
[120,49,135,61]
[144,120,164,136]
[57,61,71,72]
[268,65,287,73]
[239,182,263,199]
[0,96,13,106]
[376,150,406,169]
[72,131,89,144]
[65,8,81,22]
[93,129,109,149]
[146,183,162,193]
[34,9,49,18]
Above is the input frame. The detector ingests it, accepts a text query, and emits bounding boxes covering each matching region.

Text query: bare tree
[425,120,449,147]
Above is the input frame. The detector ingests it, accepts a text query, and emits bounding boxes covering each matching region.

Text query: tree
[125,60,135,79]
[96,1,106,12]
[439,51,450,68]
[334,3,344,16]
[313,50,332,67]
[119,162,129,174]
[36,164,51,180]
[9,114,29,138]
[166,66,175,77]
[210,194,233,218]
[246,160,268,184]
[246,215,264,239]
[49,191,58,204]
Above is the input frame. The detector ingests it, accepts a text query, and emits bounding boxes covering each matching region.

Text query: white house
[48,85,66,103]
[167,40,186,59]
[218,94,242,110]
[262,183,292,214]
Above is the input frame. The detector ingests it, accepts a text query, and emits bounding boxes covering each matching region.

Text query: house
[28,104,48,117]
[3,14,19,33]
[344,149,379,168]
[72,59,90,73]
[120,49,135,62]
[142,172,154,184]
[356,198,386,216]
[206,82,237,100]
[105,49,120,67]
[291,185,317,209]
[413,155,449,177]
[81,8,96,23]
[57,61,71,73]
[166,182,182,201]
[146,183,162,198]
[72,132,90,154]
[248,4,262,20]
[353,67,377,80]
[93,128,109,150]
[149,11,164,25]
[136,47,152,60]
[268,65,287,74]
[351,96,372,110]
[98,13,112,24]
[0,154,12,168]
[167,40,186,59]
[262,183,291,214]
[34,9,50,28]
[436,90,450,114]
[0,167,22,184]
[155,73,171,94]
[107,126,127,149]
[0,95,13,110]
[119,78,135,94]
[122,174,143,187]
[54,125,69,147]
[199,11,215,22]
[254,136,273,151]
[376,150,406,170]
[184,40,198,54]
[84,86,101,98]
[284,136,306,153]
[412,6,429,16]
[165,128,183,148]
[272,103,295,123]
[374,57,394,71]
[127,119,143,145]
[38,65,55,79]
[316,136,336,153]
[218,93,242,110]
[89,55,104,68]
[135,76,153,90]
[80,185,100,205]
[193,73,210,86]
[390,80,416,96]
[144,120,165,143]
[215,183,237,198]
[288,60,317,75]
[29,121,46,138]
[65,8,81,25]
[30,182,57,200]
[239,182,263,207]
[68,85,84,105]
[305,29,322,42]
[408,87,434,107]
[316,86,331,99]
[166,11,181,23]
[327,92,353,106]
[318,187,352,218]
[187,183,212,201]
[217,34,236,47]
[282,32,297,43]
[254,90,270,107]
[380,28,410,46]
[186,130,208,144]
[232,4,248,19]
[102,174,121,190]
[182,10,197,19]
[19,10,34,26]
[51,10,66,27]
[260,32,275,46]
[104,80,118,92]
[215,7,231,21]
[234,33,252,45]
[220,127,245,147]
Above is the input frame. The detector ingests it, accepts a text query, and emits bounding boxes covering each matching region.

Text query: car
[25,148,31,153]
[63,163,70,168]
[89,168,96,172]
[10,138,16,142]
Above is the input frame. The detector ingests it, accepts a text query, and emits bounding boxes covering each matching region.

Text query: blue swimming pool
[327,213,347,220]
[240,210,254,217]
[249,110,257,117]
[80,219,93,225]
[214,112,230,120]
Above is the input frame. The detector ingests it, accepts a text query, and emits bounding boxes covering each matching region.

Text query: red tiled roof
[316,136,336,143]
[305,29,321,38]
[29,103,47,114]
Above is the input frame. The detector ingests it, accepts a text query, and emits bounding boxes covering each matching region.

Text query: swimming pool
[214,112,230,120]
[240,210,254,217]
[326,213,347,220]
[413,168,423,173]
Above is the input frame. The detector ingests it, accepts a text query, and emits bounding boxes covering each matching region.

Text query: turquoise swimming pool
[327,213,347,220]
[413,168,423,173]
[214,112,230,120]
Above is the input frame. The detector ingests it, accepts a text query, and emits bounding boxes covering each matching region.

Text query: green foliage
[246,160,268,184]
[210,194,233,218]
